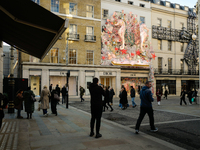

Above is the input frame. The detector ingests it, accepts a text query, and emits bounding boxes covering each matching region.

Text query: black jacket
[130,88,135,97]
[89,83,105,106]
[61,87,67,96]
[120,90,128,105]
[0,93,9,118]
[56,86,60,97]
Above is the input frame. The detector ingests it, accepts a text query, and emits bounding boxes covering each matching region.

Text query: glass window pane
[51,0,59,12]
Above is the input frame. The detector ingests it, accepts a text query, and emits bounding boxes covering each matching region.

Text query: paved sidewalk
[0,101,186,150]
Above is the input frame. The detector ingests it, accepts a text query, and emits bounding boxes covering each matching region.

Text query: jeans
[17,109,21,117]
[80,95,84,102]
[135,107,155,130]
[62,96,66,104]
[43,109,47,115]
[131,97,136,106]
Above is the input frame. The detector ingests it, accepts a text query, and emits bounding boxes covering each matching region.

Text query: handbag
[31,95,36,102]
[191,97,195,102]
[38,103,41,111]
[54,93,60,101]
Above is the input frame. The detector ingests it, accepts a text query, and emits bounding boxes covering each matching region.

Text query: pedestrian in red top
[156,89,162,106]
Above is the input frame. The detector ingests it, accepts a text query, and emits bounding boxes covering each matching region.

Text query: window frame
[180,59,184,71]
[157,18,162,26]
[86,5,94,18]
[168,41,172,51]
[167,20,172,28]
[128,1,134,5]
[50,48,59,63]
[69,49,77,64]
[51,0,59,13]
[86,26,94,35]
[158,40,162,50]
[86,50,94,65]
[158,57,162,69]
[140,16,145,24]
[69,3,77,15]
[168,58,172,70]
[102,9,109,19]
[69,24,77,34]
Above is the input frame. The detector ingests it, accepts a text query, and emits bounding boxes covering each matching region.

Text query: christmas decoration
[101,10,154,66]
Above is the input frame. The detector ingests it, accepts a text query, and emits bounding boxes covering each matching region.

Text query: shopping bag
[191,97,194,102]
[38,103,41,111]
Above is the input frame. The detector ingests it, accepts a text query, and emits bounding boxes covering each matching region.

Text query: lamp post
[66,70,70,109]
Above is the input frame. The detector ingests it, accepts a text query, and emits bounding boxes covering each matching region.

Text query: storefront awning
[0,0,68,59]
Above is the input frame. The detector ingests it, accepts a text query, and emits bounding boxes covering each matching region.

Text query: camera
[1,53,5,57]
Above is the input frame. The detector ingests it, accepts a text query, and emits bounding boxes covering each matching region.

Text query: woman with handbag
[50,89,59,116]
[40,85,51,116]
[156,89,162,106]
[24,87,35,119]
[14,90,24,119]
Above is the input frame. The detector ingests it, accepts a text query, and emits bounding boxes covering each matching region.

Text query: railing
[67,33,79,40]
[154,68,199,75]
[85,35,96,42]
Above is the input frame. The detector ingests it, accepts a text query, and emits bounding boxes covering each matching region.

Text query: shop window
[69,3,77,15]
[51,0,59,12]
[69,49,77,64]
[86,50,93,65]
[86,5,94,18]
[50,48,58,63]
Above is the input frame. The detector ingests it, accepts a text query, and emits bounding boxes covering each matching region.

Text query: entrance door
[30,76,41,96]
[100,77,112,87]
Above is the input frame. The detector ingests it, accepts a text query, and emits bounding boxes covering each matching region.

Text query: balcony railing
[85,35,96,42]
[154,68,199,75]
[67,33,79,41]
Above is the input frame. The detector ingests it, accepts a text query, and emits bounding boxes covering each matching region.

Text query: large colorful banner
[101,10,156,67]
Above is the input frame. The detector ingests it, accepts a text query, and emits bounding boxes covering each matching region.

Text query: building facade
[148,0,198,95]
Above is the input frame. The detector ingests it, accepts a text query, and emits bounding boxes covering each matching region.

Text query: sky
[167,0,197,8]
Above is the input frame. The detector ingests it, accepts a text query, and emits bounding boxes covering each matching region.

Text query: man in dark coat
[135,81,158,134]
[130,86,136,108]
[24,87,35,119]
[89,77,105,138]
[61,86,67,104]
[180,89,187,105]
[49,84,53,93]
[109,87,115,105]
[55,84,60,97]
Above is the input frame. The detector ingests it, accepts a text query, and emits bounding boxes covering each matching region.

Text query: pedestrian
[156,89,162,106]
[130,86,136,108]
[40,85,50,116]
[80,86,85,102]
[103,87,108,111]
[103,86,113,112]
[187,90,193,105]
[120,87,128,110]
[49,84,53,93]
[89,77,105,138]
[0,93,8,129]
[109,87,115,105]
[180,89,187,105]
[14,90,24,119]
[192,89,198,104]
[23,87,35,119]
[50,89,58,116]
[135,81,158,134]
[61,85,67,104]
[164,89,168,99]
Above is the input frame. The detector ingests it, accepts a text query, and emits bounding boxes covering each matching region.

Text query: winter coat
[56,86,60,97]
[24,90,35,113]
[109,89,115,102]
[156,91,162,102]
[140,86,154,107]
[130,88,135,97]
[180,91,186,100]
[61,87,67,96]
[104,89,110,103]
[14,94,23,110]
[80,87,85,96]
[120,90,128,105]
[51,90,58,104]
[40,89,50,109]
[89,83,105,107]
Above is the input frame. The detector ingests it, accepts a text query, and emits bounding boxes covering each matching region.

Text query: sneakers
[95,133,102,138]
[135,130,139,134]
[150,128,158,132]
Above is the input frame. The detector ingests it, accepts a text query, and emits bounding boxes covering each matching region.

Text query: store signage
[60,72,67,76]
[103,72,112,75]
[130,74,136,76]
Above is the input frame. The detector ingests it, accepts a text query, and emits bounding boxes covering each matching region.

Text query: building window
[69,3,77,15]
[115,0,121,2]
[51,0,59,13]
[168,58,172,70]
[128,1,134,5]
[86,5,94,18]
[158,57,162,73]
[140,16,145,24]
[180,59,184,72]
[180,43,184,52]
[50,48,58,63]
[140,4,145,7]
[86,26,94,35]
[69,49,77,64]
[102,9,108,19]
[69,24,77,34]
[180,23,184,29]
[31,0,40,4]
[157,18,162,26]
[86,50,94,65]
[158,40,162,50]
[167,20,171,28]
[168,41,172,51]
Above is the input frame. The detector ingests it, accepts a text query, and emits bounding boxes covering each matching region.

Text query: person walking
[130,86,136,108]
[135,81,158,134]
[164,89,168,99]
[40,85,50,116]
[120,87,128,110]
[61,85,67,104]
[14,90,24,119]
[104,86,113,112]
[89,77,105,138]
[49,84,53,93]
[187,90,193,105]
[0,93,8,129]
[50,89,58,116]
[24,87,35,119]
[80,86,85,102]
[102,87,108,111]
[109,87,115,105]
[180,89,187,105]
[156,89,162,106]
